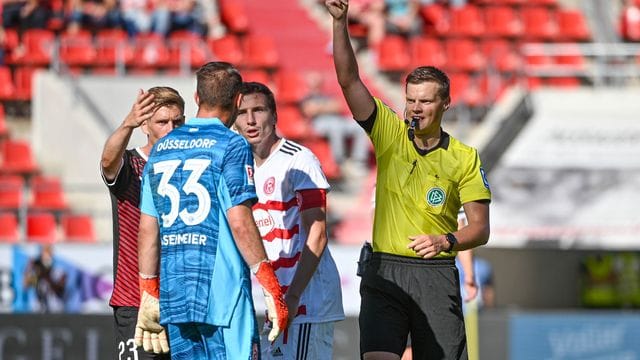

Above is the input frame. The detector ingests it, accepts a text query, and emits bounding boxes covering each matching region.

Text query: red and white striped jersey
[253,139,344,324]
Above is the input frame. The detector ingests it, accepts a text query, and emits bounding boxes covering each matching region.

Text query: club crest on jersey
[264,176,276,195]
[426,187,446,207]
[245,164,254,185]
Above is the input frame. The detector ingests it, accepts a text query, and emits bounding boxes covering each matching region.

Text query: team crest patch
[245,164,254,185]
[264,176,276,195]
[426,187,446,206]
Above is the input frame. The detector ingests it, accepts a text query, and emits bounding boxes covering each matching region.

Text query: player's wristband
[139,274,159,299]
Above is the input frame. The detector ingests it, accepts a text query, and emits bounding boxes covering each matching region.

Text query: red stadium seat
[484,6,524,38]
[1,28,19,52]
[241,69,272,85]
[410,37,446,69]
[207,34,244,66]
[557,9,591,41]
[0,66,16,101]
[61,214,96,242]
[448,4,485,38]
[0,212,19,243]
[95,28,134,68]
[0,175,25,210]
[167,30,210,69]
[522,6,559,41]
[242,34,280,70]
[7,29,54,66]
[59,29,97,67]
[444,39,485,72]
[377,36,411,73]
[275,105,315,141]
[220,0,249,34]
[481,39,523,73]
[29,175,69,211]
[274,70,308,105]
[13,66,41,101]
[129,33,170,69]
[26,212,58,244]
[620,5,640,41]
[301,138,341,181]
[419,3,450,37]
[0,139,39,175]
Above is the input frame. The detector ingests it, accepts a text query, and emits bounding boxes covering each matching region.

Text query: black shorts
[113,306,171,360]
[359,253,467,359]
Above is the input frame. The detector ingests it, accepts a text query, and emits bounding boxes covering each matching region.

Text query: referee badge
[426,187,446,207]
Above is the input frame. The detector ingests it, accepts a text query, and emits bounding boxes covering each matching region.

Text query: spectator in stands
[2,0,51,32]
[202,0,225,39]
[100,86,185,359]
[300,71,370,177]
[67,0,124,34]
[23,244,67,313]
[167,0,206,36]
[120,0,170,37]
[383,0,422,39]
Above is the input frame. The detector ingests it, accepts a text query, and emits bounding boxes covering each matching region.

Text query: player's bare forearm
[138,213,160,276]
[287,207,328,300]
[227,201,268,267]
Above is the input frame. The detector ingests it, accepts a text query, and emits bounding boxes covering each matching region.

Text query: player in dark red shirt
[100,87,185,359]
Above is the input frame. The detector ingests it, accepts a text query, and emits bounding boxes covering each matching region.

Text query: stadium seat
[242,34,280,70]
[61,214,96,242]
[26,212,58,244]
[29,175,69,211]
[7,29,54,66]
[129,33,170,69]
[620,4,640,41]
[377,36,411,73]
[0,67,17,101]
[59,29,97,67]
[301,138,341,181]
[0,175,25,210]
[0,139,39,175]
[410,37,446,69]
[241,69,272,85]
[274,70,309,105]
[220,0,249,34]
[0,104,8,138]
[207,34,244,65]
[419,3,450,37]
[1,28,19,52]
[13,66,41,101]
[95,28,134,68]
[557,9,591,41]
[275,105,315,141]
[522,6,559,41]
[0,212,19,243]
[484,6,524,38]
[444,38,485,72]
[481,39,523,73]
[167,30,210,69]
[448,4,485,38]
[546,76,581,87]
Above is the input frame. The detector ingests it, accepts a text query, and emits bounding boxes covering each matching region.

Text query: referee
[326,1,491,359]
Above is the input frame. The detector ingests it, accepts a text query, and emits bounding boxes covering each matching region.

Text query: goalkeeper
[136,61,289,359]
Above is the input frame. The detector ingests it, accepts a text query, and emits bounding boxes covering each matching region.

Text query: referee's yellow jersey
[369,98,492,258]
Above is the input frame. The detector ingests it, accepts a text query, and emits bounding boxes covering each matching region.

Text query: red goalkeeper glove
[252,260,289,342]
[134,275,169,354]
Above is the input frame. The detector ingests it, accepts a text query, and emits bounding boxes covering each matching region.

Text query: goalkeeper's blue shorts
[166,288,260,359]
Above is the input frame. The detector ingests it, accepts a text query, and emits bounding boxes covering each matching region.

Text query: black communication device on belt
[357,242,373,277]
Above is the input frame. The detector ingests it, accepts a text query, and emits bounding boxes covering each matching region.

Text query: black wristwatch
[445,233,458,252]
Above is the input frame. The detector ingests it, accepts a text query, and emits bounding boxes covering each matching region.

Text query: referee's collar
[413,129,450,156]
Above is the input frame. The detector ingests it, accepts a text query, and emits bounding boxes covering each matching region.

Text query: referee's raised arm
[326,0,376,122]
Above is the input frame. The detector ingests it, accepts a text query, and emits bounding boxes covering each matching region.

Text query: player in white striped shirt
[234,82,345,360]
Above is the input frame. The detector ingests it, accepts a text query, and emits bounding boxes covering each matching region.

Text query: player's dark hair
[238,82,278,120]
[147,86,185,115]
[196,62,243,111]
[405,66,450,101]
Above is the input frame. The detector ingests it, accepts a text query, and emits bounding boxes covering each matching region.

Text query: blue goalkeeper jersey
[140,117,257,327]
